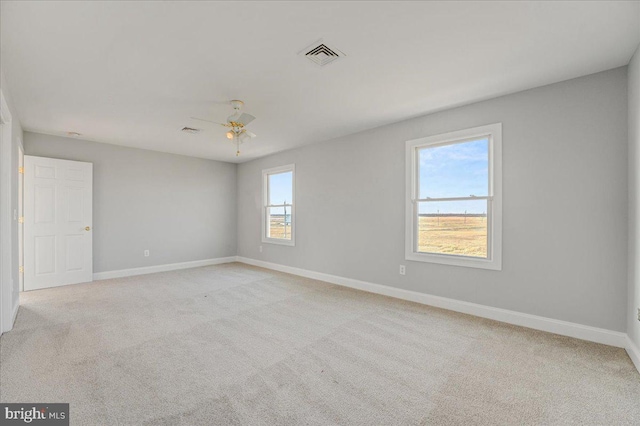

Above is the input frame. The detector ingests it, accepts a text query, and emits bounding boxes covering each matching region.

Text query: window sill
[405,251,501,271]
[262,237,295,247]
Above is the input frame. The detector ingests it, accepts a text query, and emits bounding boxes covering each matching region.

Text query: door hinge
[18,167,24,174]
[19,266,24,274]
[18,216,24,224]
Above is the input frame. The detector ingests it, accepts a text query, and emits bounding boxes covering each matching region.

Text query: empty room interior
[1,1,640,424]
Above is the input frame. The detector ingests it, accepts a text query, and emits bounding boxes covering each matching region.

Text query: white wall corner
[236,257,628,350]
[626,336,640,374]
[93,257,238,281]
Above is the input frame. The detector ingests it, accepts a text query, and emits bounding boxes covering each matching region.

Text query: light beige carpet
[0,262,638,425]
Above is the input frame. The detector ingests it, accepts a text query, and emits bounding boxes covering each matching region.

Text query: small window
[405,124,502,270]
[262,164,295,246]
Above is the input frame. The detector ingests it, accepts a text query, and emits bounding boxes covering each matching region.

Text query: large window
[405,124,502,270]
[262,164,295,246]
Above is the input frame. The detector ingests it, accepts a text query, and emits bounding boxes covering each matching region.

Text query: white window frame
[405,123,502,270]
[262,164,295,246]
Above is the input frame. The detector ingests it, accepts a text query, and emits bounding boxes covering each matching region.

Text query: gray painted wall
[24,132,237,273]
[237,67,629,332]
[629,45,640,348]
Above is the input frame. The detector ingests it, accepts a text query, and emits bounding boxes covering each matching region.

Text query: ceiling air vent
[181,127,201,134]
[299,40,345,67]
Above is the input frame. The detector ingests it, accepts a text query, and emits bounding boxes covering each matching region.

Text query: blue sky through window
[418,138,488,214]
[268,171,293,215]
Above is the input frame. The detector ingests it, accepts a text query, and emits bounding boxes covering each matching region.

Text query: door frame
[18,144,24,292]
[0,90,14,334]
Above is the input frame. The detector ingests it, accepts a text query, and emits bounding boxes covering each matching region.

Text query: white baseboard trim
[12,300,18,324]
[93,257,237,281]
[626,336,640,374]
[236,257,628,349]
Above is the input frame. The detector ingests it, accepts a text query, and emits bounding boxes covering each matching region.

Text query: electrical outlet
[144,250,150,257]
[259,246,263,253]
[399,265,406,275]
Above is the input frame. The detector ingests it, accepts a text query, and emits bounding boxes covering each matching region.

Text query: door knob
[85,226,91,231]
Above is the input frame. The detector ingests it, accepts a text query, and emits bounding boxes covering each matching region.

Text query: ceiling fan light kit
[190,99,257,156]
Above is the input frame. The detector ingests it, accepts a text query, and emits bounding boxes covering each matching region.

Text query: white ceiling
[1,1,639,163]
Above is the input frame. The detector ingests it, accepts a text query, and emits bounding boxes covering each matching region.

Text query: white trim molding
[236,257,627,349]
[0,89,14,334]
[93,257,237,281]
[11,301,19,325]
[626,336,640,374]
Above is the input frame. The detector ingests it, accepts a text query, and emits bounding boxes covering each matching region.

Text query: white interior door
[24,156,93,291]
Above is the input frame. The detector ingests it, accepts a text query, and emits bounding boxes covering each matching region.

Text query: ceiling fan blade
[237,130,256,142]
[190,117,227,126]
[227,111,241,123]
[237,113,256,126]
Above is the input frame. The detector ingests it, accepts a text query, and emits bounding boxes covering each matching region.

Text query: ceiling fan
[191,100,256,156]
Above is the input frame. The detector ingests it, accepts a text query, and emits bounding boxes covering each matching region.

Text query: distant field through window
[406,124,502,270]
[417,138,489,258]
[262,165,295,246]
